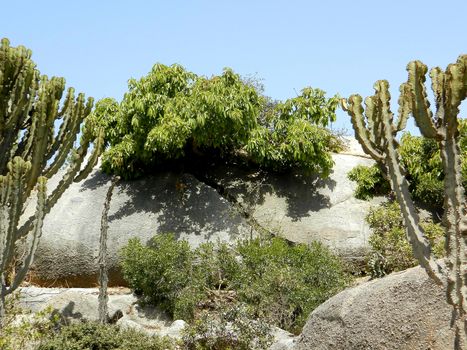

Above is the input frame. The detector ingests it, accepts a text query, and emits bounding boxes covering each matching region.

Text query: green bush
[366,201,445,278]
[233,237,349,334]
[181,305,273,350]
[120,234,350,334]
[0,292,59,350]
[347,164,390,200]
[37,321,174,350]
[348,119,467,208]
[120,234,193,316]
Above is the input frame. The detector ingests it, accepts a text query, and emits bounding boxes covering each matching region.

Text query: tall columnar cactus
[0,38,104,319]
[342,54,467,347]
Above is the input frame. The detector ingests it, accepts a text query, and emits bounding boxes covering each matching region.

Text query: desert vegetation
[0,35,466,349]
[342,54,467,346]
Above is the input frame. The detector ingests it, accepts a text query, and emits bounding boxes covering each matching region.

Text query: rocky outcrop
[28,138,382,286]
[201,152,381,262]
[30,171,254,286]
[294,264,455,350]
[17,286,296,349]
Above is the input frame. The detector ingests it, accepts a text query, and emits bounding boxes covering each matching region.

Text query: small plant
[181,304,273,350]
[0,292,59,350]
[347,164,390,200]
[366,201,445,278]
[120,234,350,334]
[120,234,193,316]
[37,321,175,350]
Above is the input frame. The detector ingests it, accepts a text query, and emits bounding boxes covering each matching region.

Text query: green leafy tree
[91,64,340,179]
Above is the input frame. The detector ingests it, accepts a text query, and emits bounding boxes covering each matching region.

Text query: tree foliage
[89,64,341,179]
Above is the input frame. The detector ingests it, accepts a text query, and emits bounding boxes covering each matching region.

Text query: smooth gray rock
[29,138,382,286]
[30,171,253,286]
[294,265,456,350]
[270,327,297,350]
[204,152,382,262]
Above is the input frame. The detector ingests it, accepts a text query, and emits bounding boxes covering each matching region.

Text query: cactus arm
[98,175,119,323]
[341,96,384,162]
[383,145,445,285]
[0,40,36,174]
[434,56,467,313]
[16,133,95,240]
[0,175,11,274]
[364,95,383,147]
[376,82,445,284]
[25,77,64,194]
[407,61,440,139]
[5,176,46,295]
[441,131,467,310]
[44,87,77,160]
[0,158,30,276]
[395,83,412,133]
[44,95,93,179]
[74,130,104,183]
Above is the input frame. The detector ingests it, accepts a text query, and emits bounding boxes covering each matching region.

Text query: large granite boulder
[29,171,253,286]
[203,152,381,262]
[29,138,382,286]
[294,264,455,350]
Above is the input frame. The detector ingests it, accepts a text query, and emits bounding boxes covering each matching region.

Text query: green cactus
[342,54,467,346]
[0,38,104,320]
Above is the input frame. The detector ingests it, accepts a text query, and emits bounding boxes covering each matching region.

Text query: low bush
[120,234,350,334]
[366,201,445,278]
[347,164,390,200]
[37,321,175,350]
[0,292,59,350]
[233,237,348,334]
[181,304,273,350]
[120,234,193,316]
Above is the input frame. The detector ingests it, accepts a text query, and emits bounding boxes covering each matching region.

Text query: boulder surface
[294,264,455,350]
[29,138,382,286]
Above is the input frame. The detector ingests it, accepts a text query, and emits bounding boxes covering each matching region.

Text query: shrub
[120,234,193,316]
[37,321,174,350]
[347,164,390,200]
[0,292,59,350]
[348,120,467,208]
[233,237,349,334]
[366,201,445,278]
[181,304,273,350]
[120,234,350,334]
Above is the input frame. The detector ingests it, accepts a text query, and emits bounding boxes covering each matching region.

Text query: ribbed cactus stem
[0,38,103,321]
[344,54,467,346]
[98,176,119,324]
[342,81,445,285]
[407,56,467,344]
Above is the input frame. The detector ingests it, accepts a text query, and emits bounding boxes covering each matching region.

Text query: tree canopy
[89,63,341,179]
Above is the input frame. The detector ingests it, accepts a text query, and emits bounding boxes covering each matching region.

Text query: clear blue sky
[3,0,466,133]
